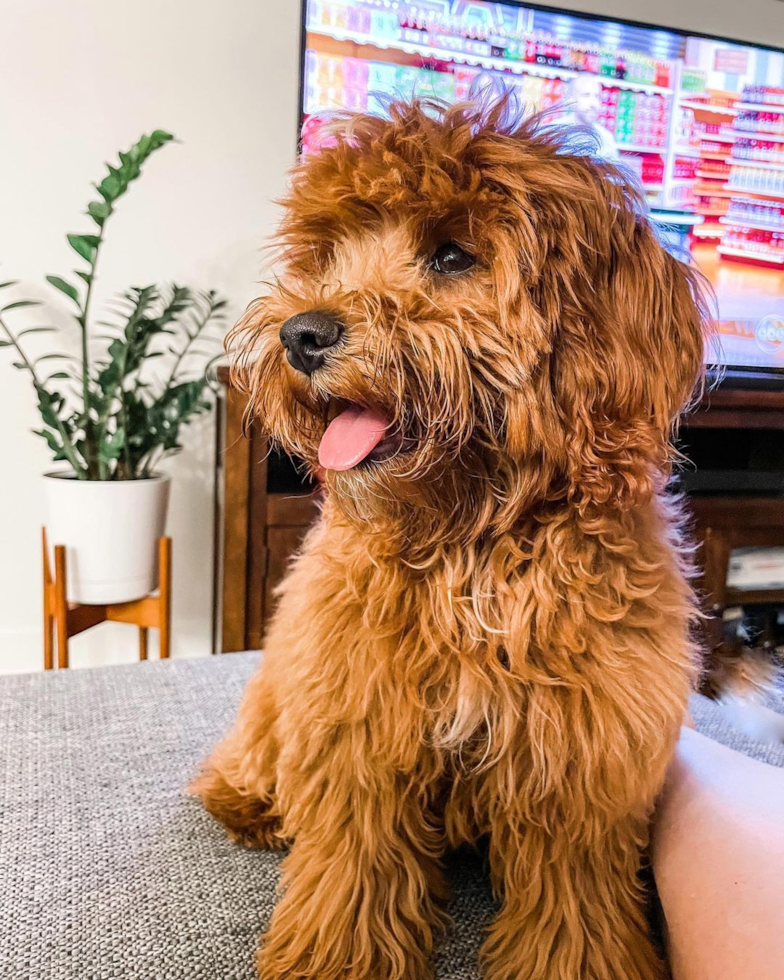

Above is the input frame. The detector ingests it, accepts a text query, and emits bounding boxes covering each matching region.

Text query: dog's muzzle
[279,311,344,376]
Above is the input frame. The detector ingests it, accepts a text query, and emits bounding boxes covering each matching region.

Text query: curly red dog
[193,97,712,979]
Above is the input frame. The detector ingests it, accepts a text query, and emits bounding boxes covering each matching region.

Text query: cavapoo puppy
[194,97,712,979]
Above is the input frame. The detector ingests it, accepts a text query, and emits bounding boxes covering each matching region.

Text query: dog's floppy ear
[527,164,712,508]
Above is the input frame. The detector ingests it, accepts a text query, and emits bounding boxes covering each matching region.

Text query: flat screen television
[299,0,784,384]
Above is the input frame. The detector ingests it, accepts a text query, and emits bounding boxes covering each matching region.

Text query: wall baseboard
[0,623,211,675]
[0,628,42,674]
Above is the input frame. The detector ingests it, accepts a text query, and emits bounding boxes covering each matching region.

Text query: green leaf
[0,339,13,348]
[35,386,66,429]
[99,174,121,200]
[45,371,70,381]
[33,428,69,462]
[99,426,125,463]
[75,270,92,285]
[87,200,111,225]
[45,275,80,305]
[1,300,41,312]
[85,131,175,240]
[67,234,99,264]
[0,280,19,289]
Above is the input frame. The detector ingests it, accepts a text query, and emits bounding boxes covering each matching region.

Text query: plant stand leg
[139,627,148,661]
[54,545,69,670]
[43,611,54,671]
[42,529,54,671]
[159,537,172,659]
[42,529,172,669]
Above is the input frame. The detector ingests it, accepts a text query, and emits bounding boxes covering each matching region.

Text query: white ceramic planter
[44,473,171,604]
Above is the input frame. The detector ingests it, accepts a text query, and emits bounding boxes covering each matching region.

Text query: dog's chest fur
[265,494,696,790]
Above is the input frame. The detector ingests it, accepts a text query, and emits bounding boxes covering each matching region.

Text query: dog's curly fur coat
[193,98,714,979]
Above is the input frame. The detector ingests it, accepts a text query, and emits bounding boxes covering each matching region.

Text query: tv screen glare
[301,0,784,376]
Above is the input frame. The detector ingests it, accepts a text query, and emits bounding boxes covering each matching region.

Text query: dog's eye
[430,242,476,275]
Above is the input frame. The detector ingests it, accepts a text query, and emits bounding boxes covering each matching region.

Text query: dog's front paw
[224,814,285,851]
[255,837,441,980]
[190,766,285,850]
[256,929,434,980]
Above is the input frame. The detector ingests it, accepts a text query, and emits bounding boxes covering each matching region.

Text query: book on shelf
[727,548,784,591]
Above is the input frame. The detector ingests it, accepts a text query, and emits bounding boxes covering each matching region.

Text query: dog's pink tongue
[318,405,390,471]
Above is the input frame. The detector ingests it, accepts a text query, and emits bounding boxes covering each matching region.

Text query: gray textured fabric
[690,691,784,767]
[0,652,781,980]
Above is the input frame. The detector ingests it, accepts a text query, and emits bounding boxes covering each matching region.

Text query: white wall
[1,0,782,674]
[0,0,302,673]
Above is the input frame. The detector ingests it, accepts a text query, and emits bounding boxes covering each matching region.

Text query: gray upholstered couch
[1,652,782,980]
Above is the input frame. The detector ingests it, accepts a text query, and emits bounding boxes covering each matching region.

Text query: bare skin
[653,722,784,980]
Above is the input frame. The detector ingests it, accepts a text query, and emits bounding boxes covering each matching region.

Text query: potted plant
[0,131,227,604]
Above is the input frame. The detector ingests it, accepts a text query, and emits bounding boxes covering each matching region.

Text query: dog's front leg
[191,663,284,849]
[479,679,683,980]
[482,809,666,980]
[257,749,449,980]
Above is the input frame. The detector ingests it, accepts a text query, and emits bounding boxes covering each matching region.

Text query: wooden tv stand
[214,371,784,653]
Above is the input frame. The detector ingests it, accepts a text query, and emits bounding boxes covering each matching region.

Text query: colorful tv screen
[301,0,784,374]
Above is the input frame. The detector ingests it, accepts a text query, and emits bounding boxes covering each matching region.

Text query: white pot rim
[43,471,170,485]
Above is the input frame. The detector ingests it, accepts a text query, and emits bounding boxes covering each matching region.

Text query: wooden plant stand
[42,529,172,670]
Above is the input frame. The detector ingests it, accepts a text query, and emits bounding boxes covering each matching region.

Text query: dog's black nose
[279,311,344,375]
